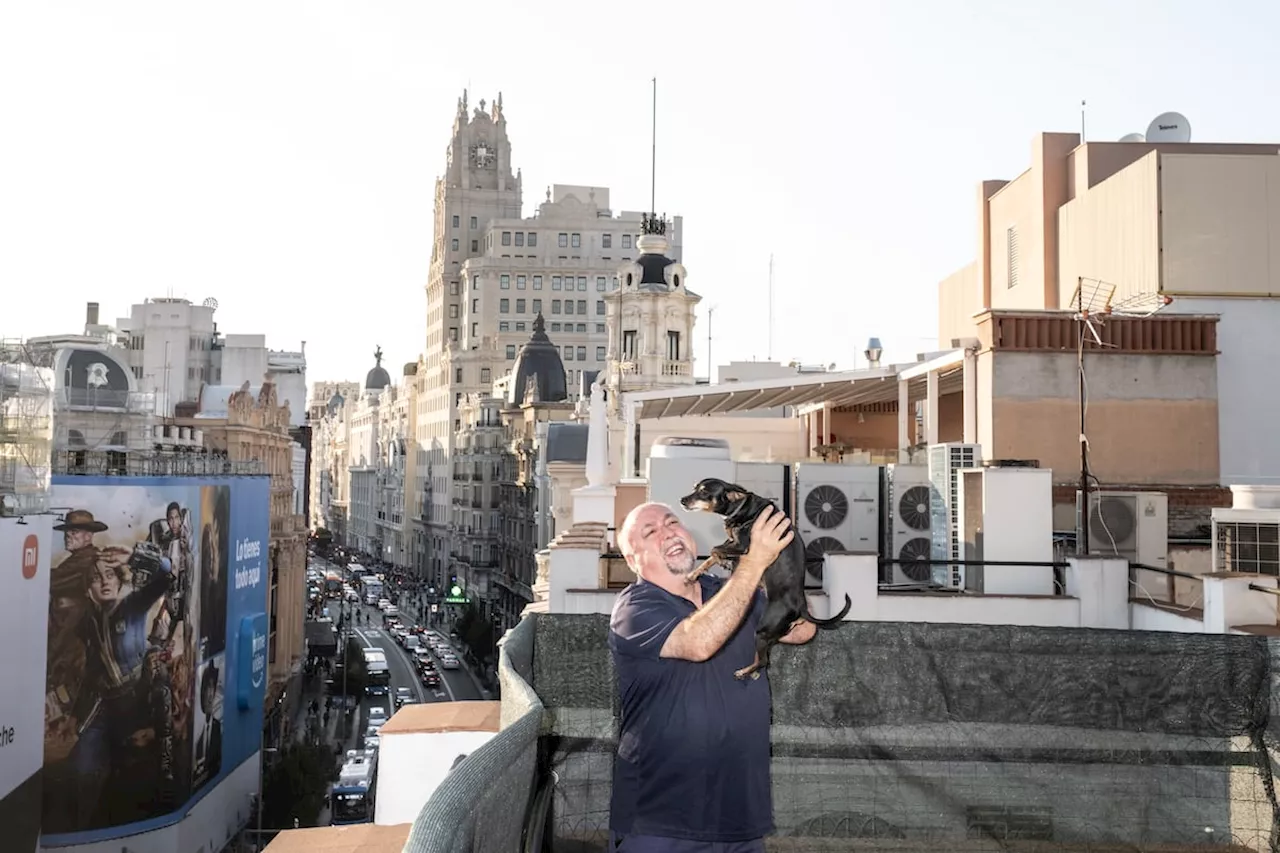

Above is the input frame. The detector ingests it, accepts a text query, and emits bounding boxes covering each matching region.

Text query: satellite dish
[1145,112,1191,143]
[202,297,219,310]
[1118,132,1146,143]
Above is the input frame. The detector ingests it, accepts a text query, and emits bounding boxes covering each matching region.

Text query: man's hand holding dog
[736,506,794,578]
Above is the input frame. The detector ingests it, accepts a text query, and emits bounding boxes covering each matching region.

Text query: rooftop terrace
[397,611,1280,852]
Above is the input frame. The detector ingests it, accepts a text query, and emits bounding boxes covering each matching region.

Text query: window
[527,232,537,247]
[602,234,612,248]
[551,322,561,332]
[472,322,479,337]
[500,275,510,289]
[516,274,526,290]
[452,214,459,228]
[499,321,510,331]
[577,276,586,291]
[667,331,681,360]
[515,321,526,332]
[471,239,478,252]
[472,298,479,312]
[552,276,562,290]
[596,276,607,291]
[500,298,510,313]
[449,280,460,296]
[502,232,511,246]
[576,299,587,314]
[596,346,606,361]
[622,234,632,249]
[622,330,637,359]
[533,275,543,290]
[558,233,568,247]
[481,367,491,383]
[455,367,463,383]
[532,298,542,313]
[576,322,586,332]
[470,216,477,229]
[505,345,516,359]
[451,238,459,251]
[596,300,605,315]
[596,323,605,333]
[516,298,526,313]
[450,327,459,341]
[1006,226,1020,289]
[564,300,574,315]
[576,346,586,361]
[449,304,459,319]
[571,233,581,248]
[514,232,524,247]
[472,275,480,290]
[552,299,562,314]
[563,346,574,361]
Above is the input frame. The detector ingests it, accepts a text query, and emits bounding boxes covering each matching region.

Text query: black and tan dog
[680,477,852,680]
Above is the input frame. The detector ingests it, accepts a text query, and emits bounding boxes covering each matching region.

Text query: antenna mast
[706,306,716,383]
[650,77,657,213]
[767,255,774,361]
[1080,99,1087,142]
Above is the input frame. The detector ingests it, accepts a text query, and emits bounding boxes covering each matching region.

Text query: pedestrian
[607,503,813,852]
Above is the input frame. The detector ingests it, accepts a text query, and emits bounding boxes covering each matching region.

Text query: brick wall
[1051,484,1230,539]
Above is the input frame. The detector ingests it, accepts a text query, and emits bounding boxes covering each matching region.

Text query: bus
[362,577,383,605]
[364,650,390,696]
[330,753,376,825]
[324,570,343,599]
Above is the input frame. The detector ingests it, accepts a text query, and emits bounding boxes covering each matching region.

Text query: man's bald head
[619,502,697,579]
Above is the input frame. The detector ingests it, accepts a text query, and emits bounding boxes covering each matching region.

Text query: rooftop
[378,700,500,736]
[264,823,410,853]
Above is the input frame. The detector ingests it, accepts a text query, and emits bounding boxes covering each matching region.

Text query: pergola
[618,349,976,476]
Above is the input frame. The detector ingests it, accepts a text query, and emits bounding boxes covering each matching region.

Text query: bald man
[607,501,815,853]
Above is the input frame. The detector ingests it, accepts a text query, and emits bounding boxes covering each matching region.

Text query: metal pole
[706,306,714,383]
[1077,311,1091,556]
[650,77,657,214]
[341,592,349,737]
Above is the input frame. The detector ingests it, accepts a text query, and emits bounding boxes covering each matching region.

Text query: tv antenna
[767,254,774,361]
[1070,276,1173,555]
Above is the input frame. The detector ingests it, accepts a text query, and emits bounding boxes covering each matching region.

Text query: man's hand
[737,506,794,575]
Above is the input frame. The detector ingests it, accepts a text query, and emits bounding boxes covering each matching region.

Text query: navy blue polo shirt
[608,573,773,843]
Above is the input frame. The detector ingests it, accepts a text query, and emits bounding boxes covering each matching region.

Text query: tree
[336,636,367,696]
[262,741,337,828]
[455,602,497,666]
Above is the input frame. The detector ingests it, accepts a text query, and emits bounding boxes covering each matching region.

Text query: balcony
[404,615,1280,852]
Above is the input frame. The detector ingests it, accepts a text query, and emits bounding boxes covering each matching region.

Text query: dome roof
[507,314,567,407]
[327,392,344,414]
[365,345,391,391]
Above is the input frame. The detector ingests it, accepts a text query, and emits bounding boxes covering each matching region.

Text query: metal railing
[53,449,265,477]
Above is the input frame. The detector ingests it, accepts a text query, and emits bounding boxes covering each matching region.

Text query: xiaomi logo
[21,534,38,579]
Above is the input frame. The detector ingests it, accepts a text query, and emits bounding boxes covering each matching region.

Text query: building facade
[418,91,684,587]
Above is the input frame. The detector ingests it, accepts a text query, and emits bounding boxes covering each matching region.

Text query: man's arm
[659,507,794,662]
[779,619,817,645]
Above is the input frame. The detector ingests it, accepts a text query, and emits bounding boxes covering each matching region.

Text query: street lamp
[255,745,279,852]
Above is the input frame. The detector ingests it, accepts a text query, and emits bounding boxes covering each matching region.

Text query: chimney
[86,302,100,327]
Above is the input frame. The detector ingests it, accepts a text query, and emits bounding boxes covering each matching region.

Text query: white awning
[623,351,966,420]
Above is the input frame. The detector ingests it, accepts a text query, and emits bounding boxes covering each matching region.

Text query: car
[421,671,441,688]
[438,657,460,670]
[364,733,380,751]
[393,687,415,709]
[367,706,389,728]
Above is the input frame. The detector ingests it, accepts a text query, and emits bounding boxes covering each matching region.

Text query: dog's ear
[724,483,748,503]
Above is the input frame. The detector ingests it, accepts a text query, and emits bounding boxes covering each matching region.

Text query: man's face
[88,564,121,602]
[167,508,181,533]
[64,529,92,551]
[627,505,697,577]
[201,682,215,714]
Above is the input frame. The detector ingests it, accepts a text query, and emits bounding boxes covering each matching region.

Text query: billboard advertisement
[0,514,53,853]
[41,475,270,846]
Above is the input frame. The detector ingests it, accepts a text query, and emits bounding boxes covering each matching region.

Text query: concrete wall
[984,350,1218,484]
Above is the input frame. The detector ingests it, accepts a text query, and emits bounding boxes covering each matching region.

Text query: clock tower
[419,90,523,586]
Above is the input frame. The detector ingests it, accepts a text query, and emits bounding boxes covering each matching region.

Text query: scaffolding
[0,339,55,515]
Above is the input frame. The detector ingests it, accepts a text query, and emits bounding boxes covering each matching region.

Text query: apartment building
[417,90,683,586]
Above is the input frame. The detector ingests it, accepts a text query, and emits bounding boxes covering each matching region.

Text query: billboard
[0,514,53,853]
[41,475,270,846]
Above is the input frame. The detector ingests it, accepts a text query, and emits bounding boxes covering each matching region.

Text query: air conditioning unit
[1075,491,1168,569]
[928,443,982,588]
[960,467,1054,595]
[794,463,882,583]
[883,464,932,585]
[1211,486,1280,575]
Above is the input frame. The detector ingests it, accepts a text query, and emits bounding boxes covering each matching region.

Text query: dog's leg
[683,555,719,585]
[734,635,775,681]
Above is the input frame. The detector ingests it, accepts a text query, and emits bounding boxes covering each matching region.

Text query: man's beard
[663,543,695,575]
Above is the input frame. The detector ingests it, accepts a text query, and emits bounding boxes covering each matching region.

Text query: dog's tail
[806,593,852,628]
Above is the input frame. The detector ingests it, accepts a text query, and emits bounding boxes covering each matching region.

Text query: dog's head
[680,478,750,516]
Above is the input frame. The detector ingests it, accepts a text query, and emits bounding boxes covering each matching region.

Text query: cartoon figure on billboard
[192,657,224,788]
[199,486,230,658]
[41,488,201,836]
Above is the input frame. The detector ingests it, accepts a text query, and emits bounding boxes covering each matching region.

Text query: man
[149,501,193,646]
[609,502,816,853]
[195,661,222,782]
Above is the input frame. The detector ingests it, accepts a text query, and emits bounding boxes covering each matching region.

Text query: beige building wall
[937,262,979,346]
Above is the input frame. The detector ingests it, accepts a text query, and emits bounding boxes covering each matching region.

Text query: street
[348,601,484,704]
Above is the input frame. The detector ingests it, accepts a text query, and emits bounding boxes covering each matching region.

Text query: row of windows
[451,215,479,230]
[499,298,605,316]
[502,344,604,362]
[496,274,612,292]
[497,231,638,250]
[497,321,606,335]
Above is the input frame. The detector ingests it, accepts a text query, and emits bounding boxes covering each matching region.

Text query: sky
[4,1,1280,388]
